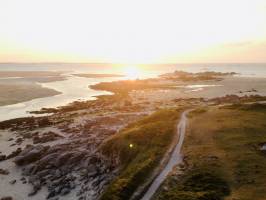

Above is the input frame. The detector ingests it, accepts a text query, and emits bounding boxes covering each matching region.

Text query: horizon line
[1,62,266,65]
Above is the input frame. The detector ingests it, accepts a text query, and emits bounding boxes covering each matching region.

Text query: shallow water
[0,75,116,121]
[1,63,266,77]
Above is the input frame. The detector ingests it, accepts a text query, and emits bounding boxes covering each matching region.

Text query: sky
[0,0,266,63]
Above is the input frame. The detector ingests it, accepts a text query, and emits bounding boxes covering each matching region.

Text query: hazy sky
[1,0,266,63]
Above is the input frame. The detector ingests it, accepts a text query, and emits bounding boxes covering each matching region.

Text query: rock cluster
[15,143,117,199]
[0,102,144,200]
[33,131,63,144]
[0,168,9,175]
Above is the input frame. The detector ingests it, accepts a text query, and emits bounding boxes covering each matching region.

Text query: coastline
[0,69,266,200]
[0,75,115,121]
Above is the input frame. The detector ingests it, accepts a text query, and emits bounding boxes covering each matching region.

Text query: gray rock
[0,154,6,161]
[14,145,49,166]
[0,168,9,175]
[261,144,266,151]
[60,188,71,195]
[1,197,13,200]
[6,148,22,159]
[9,180,16,185]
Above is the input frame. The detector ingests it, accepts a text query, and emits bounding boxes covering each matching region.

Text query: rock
[28,180,41,196]
[0,168,9,175]
[16,137,23,144]
[36,153,60,170]
[67,152,86,165]
[87,164,98,177]
[163,186,169,191]
[22,164,36,176]
[37,169,50,178]
[89,156,100,164]
[33,132,62,144]
[60,188,70,195]
[261,144,266,151]
[54,152,72,167]
[14,145,49,166]
[6,148,22,159]
[1,197,13,200]
[47,190,57,199]
[0,155,6,161]
[9,180,16,184]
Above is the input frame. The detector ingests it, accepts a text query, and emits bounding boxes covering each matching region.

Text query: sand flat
[129,76,266,104]
[0,71,67,107]
[0,71,63,78]
[0,83,61,106]
[73,73,124,78]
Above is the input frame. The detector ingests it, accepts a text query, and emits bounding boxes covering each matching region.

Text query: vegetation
[209,94,266,105]
[221,102,266,112]
[156,168,230,200]
[29,93,132,114]
[160,70,236,82]
[100,108,185,200]
[155,103,266,200]
[91,70,238,95]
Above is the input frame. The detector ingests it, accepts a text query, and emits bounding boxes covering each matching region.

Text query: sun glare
[124,66,141,80]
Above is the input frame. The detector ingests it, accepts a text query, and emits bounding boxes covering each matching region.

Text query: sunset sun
[124,66,142,79]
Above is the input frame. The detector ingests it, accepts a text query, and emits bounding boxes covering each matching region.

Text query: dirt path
[140,109,191,200]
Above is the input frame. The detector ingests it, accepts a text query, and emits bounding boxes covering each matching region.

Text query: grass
[155,103,266,200]
[100,108,185,200]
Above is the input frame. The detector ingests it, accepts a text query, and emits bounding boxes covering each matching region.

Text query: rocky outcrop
[14,145,49,166]
[13,141,118,199]
[0,168,9,175]
[1,197,13,200]
[2,104,144,200]
[33,131,63,144]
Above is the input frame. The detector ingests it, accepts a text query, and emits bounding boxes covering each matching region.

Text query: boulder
[6,148,22,159]
[1,197,13,200]
[0,168,9,175]
[14,145,49,166]
[261,144,266,151]
[54,152,73,167]
[9,180,16,185]
[0,155,6,161]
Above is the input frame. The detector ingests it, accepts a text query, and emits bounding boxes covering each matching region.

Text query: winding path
[140,109,191,200]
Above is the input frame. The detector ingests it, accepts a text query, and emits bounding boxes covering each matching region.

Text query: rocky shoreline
[0,93,150,200]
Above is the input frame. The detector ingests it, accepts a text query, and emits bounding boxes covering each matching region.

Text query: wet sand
[0,71,64,78]
[0,71,68,106]
[0,83,61,106]
[130,76,266,104]
[73,73,124,78]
